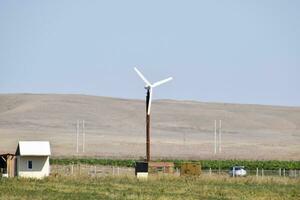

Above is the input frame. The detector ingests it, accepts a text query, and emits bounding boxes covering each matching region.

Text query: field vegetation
[0,175,299,200]
[3,158,300,199]
[51,158,300,170]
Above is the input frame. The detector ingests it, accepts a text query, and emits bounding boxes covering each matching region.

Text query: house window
[28,160,33,169]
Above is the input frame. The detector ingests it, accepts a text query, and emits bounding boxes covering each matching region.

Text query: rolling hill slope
[0,94,299,160]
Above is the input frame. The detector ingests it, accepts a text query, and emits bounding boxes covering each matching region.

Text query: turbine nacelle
[144,85,151,90]
[134,67,173,115]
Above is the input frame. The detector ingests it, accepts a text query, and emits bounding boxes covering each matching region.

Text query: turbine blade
[147,88,153,115]
[152,77,173,88]
[134,67,152,86]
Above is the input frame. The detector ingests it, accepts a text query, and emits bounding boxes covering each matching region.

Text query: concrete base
[136,172,148,179]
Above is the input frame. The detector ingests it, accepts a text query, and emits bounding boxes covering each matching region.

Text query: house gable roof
[16,141,51,156]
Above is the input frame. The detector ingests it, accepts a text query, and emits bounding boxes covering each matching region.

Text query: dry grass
[0,175,299,200]
[0,94,300,160]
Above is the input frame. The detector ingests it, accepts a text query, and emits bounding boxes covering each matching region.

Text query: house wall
[17,156,50,179]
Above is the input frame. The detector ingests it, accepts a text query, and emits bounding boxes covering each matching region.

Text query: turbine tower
[134,67,173,162]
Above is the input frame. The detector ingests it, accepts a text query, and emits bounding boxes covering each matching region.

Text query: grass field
[0,175,299,200]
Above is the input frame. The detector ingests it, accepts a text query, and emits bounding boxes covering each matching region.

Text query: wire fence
[51,164,135,177]
[202,168,300,178]
[51,164,300,178]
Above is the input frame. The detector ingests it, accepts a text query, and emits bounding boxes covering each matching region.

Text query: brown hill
[0,94,299,160]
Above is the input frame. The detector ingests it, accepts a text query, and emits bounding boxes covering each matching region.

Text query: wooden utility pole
[146,89,151,162]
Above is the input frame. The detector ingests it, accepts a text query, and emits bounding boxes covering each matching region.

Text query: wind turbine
[134,67,173,162]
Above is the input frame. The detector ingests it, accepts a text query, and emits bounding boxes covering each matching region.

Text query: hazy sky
[1,1,299,106]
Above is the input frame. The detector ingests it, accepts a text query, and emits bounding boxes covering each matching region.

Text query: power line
[76,119,86,154]
[82,120,85,153]
[219,119,222,153]
[76,120,79,154]
[214,119,222,154]
[214,120,217,155]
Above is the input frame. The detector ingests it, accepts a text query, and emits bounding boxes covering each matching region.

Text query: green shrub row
[50,158,136,167]
[50,158,300,170]
[170,160,300,170]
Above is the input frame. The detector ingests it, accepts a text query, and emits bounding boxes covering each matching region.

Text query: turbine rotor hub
[144,86,151,90]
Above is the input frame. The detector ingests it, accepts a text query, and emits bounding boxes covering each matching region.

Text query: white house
[15,141,51,179]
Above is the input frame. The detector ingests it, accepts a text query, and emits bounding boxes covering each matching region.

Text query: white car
[229,166,247,177]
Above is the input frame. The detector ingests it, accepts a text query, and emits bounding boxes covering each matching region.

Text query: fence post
[112,166,115,176]
[233,167,235,177]
[283,169,286,177]
[94,165,96,176]
[279,168,281,176]
[262,168,264,177]
[117,167,120,176]
[71,164,74,175]
[256,168,258,178]
[209,168,212,176]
